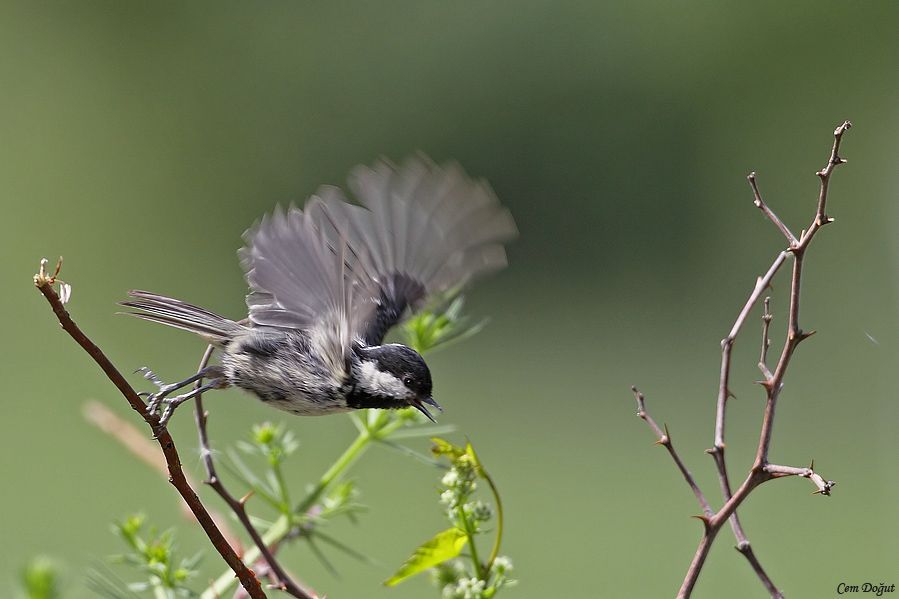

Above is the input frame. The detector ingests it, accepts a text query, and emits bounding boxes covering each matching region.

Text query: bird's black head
[350,343,440,421]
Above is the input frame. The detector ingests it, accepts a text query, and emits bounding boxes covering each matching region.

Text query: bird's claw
[134,366,224,427]
[144,389,192,425]
[155,394,191,427]
[136,367,183,420]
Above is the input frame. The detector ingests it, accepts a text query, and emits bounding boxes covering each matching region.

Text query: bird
[121,155,517,426]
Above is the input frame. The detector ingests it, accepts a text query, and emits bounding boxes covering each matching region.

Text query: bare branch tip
[34,257,59,287]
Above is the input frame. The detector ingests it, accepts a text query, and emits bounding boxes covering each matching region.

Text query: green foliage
[29,297,515,599]
[384,528,468,586]
[230,421,299,514]
[402,296,486,354]
[19,557,61,599]
[387,438,515,598]
[109,514,201,597]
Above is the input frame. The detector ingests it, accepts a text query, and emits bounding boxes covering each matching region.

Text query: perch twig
[34,260,266,599]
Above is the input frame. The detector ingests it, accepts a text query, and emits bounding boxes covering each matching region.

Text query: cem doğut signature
[836,583,895,596]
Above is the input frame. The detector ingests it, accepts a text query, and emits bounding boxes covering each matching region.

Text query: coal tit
[122,156,516,425]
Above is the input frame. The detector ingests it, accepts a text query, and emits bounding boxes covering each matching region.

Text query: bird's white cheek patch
[359,361,409,397]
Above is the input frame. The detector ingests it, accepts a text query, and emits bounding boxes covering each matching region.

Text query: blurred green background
[2,2,897,597]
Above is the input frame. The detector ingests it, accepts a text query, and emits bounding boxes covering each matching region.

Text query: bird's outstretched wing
[239,199,377,379]
[316,155,518,345]
[240,155,517,365]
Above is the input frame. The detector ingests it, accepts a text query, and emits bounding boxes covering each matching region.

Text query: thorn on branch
[691,514,712,533]
[798,329,817,343]
[655,423,671,447]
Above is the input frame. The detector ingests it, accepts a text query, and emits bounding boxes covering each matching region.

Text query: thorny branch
[33,259,267,599]
[631,387,712,518]
[192,346,317,599]
[632,121,849,599]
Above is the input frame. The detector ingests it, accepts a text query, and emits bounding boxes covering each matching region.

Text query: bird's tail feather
[121,290,245,345]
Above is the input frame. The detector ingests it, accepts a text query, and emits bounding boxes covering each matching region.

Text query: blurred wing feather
[346,155,517,344]
[240,155,516,357]
[240,202,375,376]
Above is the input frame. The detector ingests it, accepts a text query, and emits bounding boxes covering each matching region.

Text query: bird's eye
[403,375,414,386]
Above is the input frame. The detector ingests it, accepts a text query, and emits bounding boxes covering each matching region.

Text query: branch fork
[632,121,850,598]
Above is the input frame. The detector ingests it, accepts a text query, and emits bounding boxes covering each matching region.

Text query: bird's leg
[136,365,224,415]
[156,378,228,426]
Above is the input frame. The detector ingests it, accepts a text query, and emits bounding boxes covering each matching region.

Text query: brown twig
[633,121,849,598]
[749,172,798,247]
[631,387,712,517]
[758,297,773,379]
[33,259,266,599]
[192,346,317,599]
[707,255,786,596]
[82,399,242,548]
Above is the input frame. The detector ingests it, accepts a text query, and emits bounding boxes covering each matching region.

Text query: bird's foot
[134,366,224,426]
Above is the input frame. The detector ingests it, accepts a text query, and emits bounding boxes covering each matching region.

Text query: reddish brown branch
[634,122,849,599]
[765,463,836,495]
[758,297,773,378]
[192,347,317,599]
[82,399,242,548]
[33,260,266,599]
[631,387,713,517]
[749,172,798,247]
[708,253,786,595]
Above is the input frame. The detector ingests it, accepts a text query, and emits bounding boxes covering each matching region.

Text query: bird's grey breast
[221,328,350,415]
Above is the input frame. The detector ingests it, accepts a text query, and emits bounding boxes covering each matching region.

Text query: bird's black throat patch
[344,386,409,410]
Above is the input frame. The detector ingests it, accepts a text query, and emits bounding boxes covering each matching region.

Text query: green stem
[481,468,504,572]
[296,429,372,514]
[272,459,292,514]
[457,503,486,581]
[202,426,375,599]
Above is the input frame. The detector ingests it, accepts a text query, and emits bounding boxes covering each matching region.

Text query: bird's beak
[410,395,442,423]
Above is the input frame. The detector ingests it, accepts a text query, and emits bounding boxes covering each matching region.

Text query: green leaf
[465,441,483,472]
[431,437,465,459]
[384,528,468,586]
